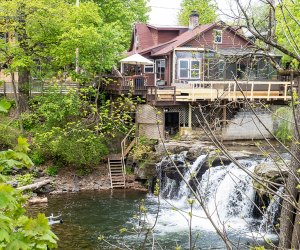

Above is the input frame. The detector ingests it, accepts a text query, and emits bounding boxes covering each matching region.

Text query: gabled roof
[128,22,254,57]
[152,23,215,56]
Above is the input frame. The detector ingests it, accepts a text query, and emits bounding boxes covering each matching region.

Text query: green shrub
[46,166,59,176]
[34,121,108,167]
[274,106,293,143]
[30,151,45,165]
[131,136,157,162]
[0,115,21,149]
[16,173,34,186]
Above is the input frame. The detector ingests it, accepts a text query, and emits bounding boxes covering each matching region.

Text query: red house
[102,11,289,140]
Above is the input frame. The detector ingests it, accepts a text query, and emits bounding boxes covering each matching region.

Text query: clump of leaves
[0,137,34,175]
[46,166,59,176]
[0,98,12,113]
[16,173,34,186]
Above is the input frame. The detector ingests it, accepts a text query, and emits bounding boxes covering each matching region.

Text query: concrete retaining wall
[222,111,273,140]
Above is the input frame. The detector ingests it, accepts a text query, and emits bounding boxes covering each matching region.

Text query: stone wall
[222,111,273,140]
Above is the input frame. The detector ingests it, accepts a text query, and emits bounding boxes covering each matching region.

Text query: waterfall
[177,154,207,199]
[156,153,269,231]
[259,186,284,233]
[152,151,282,239]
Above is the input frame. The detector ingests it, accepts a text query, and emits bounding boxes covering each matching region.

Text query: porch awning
[120,53,154,65]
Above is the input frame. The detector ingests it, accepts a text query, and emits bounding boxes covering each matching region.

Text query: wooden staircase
[108,126,138,189]
[108,157,126,188]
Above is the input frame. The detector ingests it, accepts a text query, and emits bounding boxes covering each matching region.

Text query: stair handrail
[121,125,137,174]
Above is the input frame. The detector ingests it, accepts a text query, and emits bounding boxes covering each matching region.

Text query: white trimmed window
[144,59,154,73]
[214,30,222,44]
[178,59,201,79]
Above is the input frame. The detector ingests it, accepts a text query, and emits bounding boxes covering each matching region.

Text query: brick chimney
[189,11,199,30]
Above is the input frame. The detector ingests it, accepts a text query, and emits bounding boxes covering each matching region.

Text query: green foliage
[0,184,58,249]
[0,142,57,249]
[0,115,21,149]
[178,0,217,26]
[26,87,83,129]
[30,151,45,166]
[275,1,300,66]
[0,137,34,175]
[46,166,59,177]
[130,137,157,163]
[34,122,108,167]
[93,0,150,47]
[16,173,34,186]
[274,106,293,143]
[0,99,12,113]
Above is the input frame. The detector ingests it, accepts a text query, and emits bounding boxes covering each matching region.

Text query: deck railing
[121,125,138,174]
[146,86,176,105]
[100,75,147,95]
[175,81,291,101]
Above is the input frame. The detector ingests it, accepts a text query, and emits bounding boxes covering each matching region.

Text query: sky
[148,0,233,25]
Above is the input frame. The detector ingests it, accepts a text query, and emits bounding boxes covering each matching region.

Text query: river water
[26,151,282,249]
[27,189,275,249]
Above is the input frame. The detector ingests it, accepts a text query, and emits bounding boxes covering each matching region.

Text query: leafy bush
[34,122,108,167]
[0,114,21,149]
[16,173,34,186]
[28,87,84,129]
[131,136,157,162]
[273,106,293,143]
[46,166,59,176]
[30,151,45,166]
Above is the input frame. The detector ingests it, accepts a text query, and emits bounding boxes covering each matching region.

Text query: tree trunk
[292,194,300,248]
[17,68,30,113]
[17,179,51,191]
[279,77,300,249]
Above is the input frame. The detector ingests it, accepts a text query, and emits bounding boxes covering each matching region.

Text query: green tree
[0,0,143,113]
[91,0,150,47]
[178,0,217,26]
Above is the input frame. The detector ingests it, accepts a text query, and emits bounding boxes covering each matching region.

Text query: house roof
[128,22,254,57]
[151,23,216,56]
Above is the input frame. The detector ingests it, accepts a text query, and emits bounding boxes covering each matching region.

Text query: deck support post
[188,104,192,128]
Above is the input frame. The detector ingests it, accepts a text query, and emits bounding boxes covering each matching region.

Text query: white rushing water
[147,153,281,242]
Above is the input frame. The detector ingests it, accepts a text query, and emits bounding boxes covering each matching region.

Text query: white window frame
[155,59,165,79]
[214,29,223,44]
[190,60,201,79]
[178,59,201,80]
[178,59,189,79]
[144,59,154,73]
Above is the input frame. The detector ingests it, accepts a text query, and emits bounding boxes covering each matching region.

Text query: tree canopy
[177,0,217,26]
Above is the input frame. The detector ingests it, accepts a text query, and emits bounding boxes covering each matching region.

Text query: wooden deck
[147,81,291,104]
[1,75,291,104]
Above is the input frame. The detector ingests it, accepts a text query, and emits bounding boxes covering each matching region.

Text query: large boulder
[254,160,289,183]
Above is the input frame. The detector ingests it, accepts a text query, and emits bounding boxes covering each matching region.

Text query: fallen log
[17,179,52,191]
[28,197,48,204]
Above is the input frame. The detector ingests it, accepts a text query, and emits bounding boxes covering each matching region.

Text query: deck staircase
[108,157,126,188]
[108,126,137,189]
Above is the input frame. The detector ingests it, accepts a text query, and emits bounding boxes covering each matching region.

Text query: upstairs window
[214,30,222,44]
[144,59,154,73]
